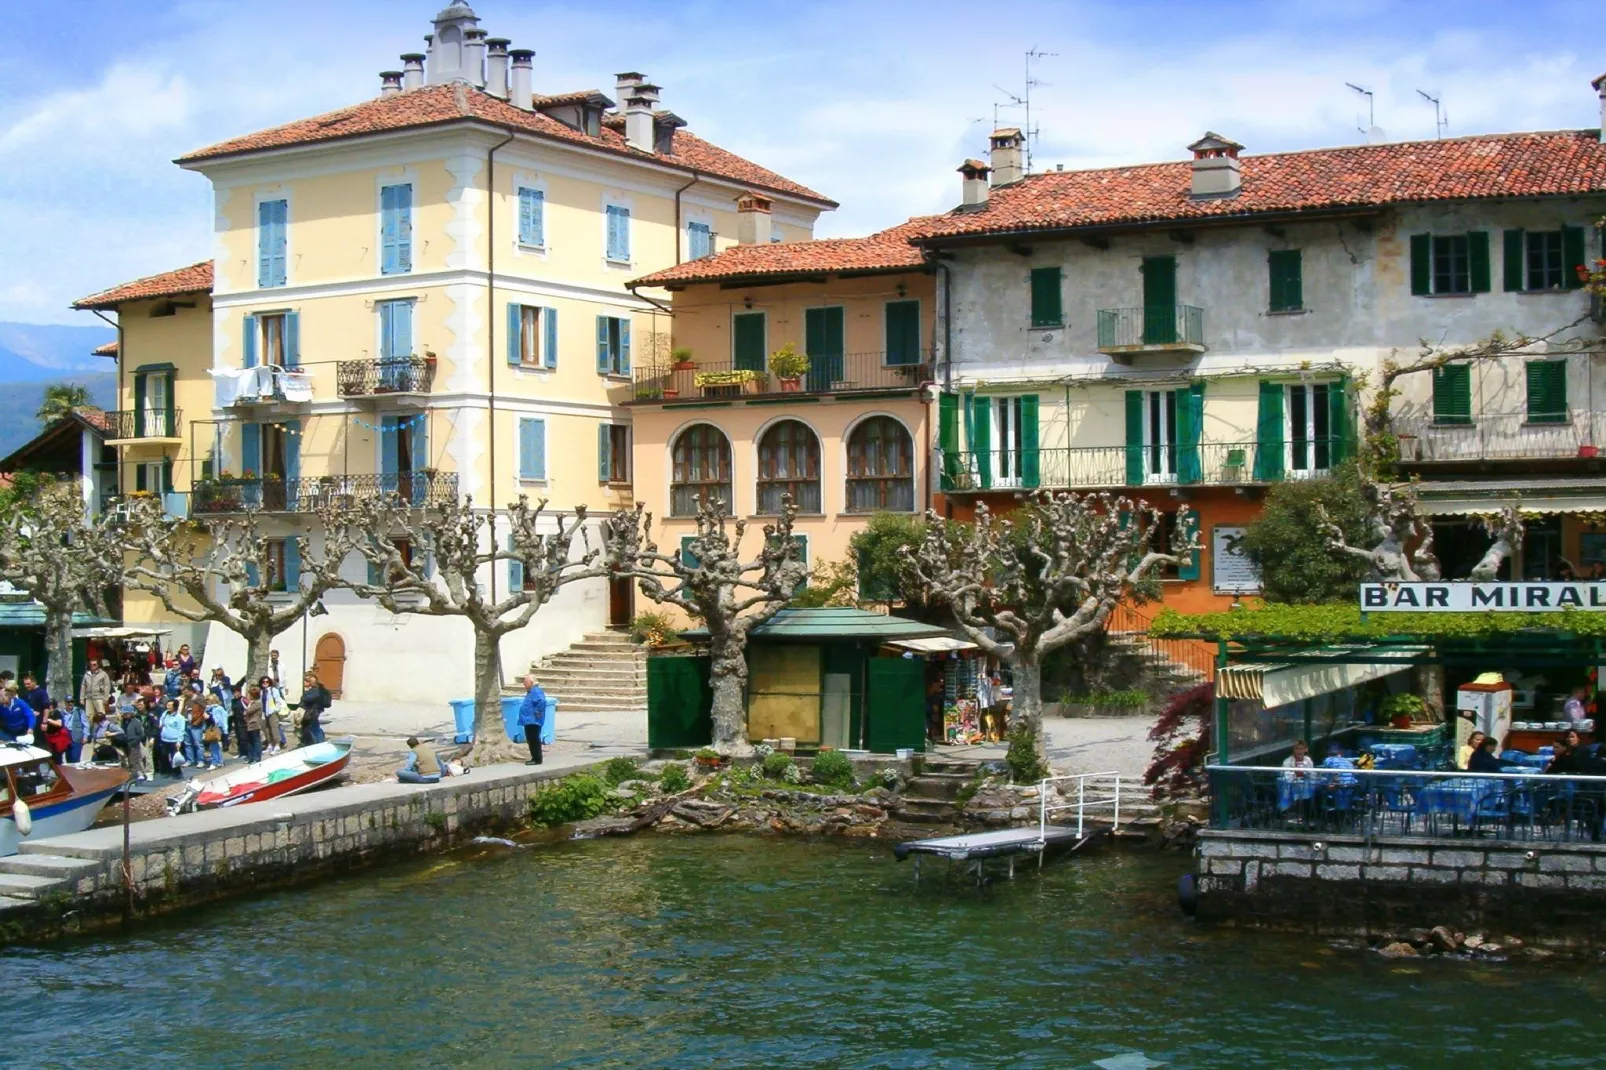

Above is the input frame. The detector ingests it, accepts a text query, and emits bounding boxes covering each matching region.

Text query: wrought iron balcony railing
[1393,411,1605,464]
[337,356,437,398]
[1095,305,1206,353]
[190,471,459,514]
[938,439,1345,491]
[633,351,930,402]
[106,409,182,441]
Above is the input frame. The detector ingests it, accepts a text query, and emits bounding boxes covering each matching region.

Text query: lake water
[10,834,1606,1068]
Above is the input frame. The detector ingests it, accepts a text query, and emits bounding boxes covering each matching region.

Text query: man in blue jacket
[518,674,547,766]
[0,685,37,742]
[20,673,50,715]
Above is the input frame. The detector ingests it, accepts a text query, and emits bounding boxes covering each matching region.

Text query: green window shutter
[1468,231,1491,293]
[680,536,699,569]
[971,396,991,489]
[1019,394,1040,488]
[1029,267,1061,327]
[938,392,959,489]
[1123,390,1144,486]
[1326,378,1350,464]
[1176,506,1201,582]
[1526,361,1568,424]
[1268,250,1302,311]
[1563,225,1588,290]
[732,312,766,371]
[1432,364,1472,425]
[1253,381,1285,481]
[1409,234,1431,295]
[884,300,921,365]
[133,373,147,434]
[1177,381,1205,484]
[597,423,612,482]
[1503,230,1525,291]
[507,303,522,365]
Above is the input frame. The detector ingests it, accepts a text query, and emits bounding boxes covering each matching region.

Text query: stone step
[537,682,646,696]
[558,641,647,655]
[0,872,70,900]
[0,854,102,881]
[534,668,647,683]
[0,895,34,914]
[904,775,972,801]
[893,798,958,824]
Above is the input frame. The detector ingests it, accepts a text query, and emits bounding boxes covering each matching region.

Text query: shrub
[810,749,856,789]
[782,762,803,784]
[1064,689,1149,709]
[694,747,720,761]
[601,756,642,785]
[761,752,796,779]
[1237,462,1371,604]
[629,611,680,648]
[1005,726,1049,784]
[659,762,691,794]
[528,774,608,827]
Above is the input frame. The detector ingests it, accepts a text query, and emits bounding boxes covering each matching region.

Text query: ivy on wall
[1150,603,1606,643]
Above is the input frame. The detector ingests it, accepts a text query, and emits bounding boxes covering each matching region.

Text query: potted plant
[769,343,808,391]
[1381,693,1427,729]
[671,347,697,371]
[694,747,724,770]
[1580,444,1599,459]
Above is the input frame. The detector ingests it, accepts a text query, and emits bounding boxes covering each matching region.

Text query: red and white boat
[167,738,354,815]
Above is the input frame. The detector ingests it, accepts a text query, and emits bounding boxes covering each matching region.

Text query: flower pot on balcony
[778,377,803,392]
[672,360,697,371]
[662,388,679,398]
[1579,445,1599,459]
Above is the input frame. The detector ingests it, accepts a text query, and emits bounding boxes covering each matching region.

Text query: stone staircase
[0,850,103,905]
[894,756,985,824]
[522,629,646,712]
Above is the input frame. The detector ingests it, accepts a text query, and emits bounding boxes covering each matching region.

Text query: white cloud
[0,64,193,154]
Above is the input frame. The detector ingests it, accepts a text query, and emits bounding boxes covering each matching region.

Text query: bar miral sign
[1361,582,1606,611]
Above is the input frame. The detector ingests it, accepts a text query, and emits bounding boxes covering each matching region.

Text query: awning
[1411,478,1606,517]
[72,626,173,639]
[886,636,979,654]
[1218,646,1427,707]
[680,607,952,643]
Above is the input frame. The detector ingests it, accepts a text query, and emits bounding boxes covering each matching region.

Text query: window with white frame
[518,186,544,248]
[605,204,631,262]
[1142,389,1178,482]
[992,396,1026,488]
[1285,382,1332,477]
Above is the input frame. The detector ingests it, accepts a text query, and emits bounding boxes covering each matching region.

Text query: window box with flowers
[695,368,767,396]
[768,343,809,392]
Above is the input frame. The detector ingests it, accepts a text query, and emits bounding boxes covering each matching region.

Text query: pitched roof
[0,409,111,473]
[176,83,835,207]
[681,608,951,642]
[632,219,934,287]
[72,261,214,310]
[916,129,1606,241]
[91,340,118,357]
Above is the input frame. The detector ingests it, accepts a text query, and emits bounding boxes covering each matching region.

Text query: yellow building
[71,1,833,702]
[628,218,935,618]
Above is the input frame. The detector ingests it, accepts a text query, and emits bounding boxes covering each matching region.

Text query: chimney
[1187,132,1244,197]
[464,28,488,88]
[624,87,658,152]
[485,38,510,98]
[989,127,1025,186]
[736,193,773,245]
[1595,73,1606,144]
[509,49,534,109]
[379,70,404,98]
[401,53,425,91]
[654,111,686,155]
[957,158,991,210]
[614,71,645,103]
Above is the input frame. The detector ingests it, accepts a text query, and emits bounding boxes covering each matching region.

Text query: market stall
[882,636,995,745]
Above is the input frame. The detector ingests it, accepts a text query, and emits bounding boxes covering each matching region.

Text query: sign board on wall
[1212,526,1262,595]
[1360,582,1606,612]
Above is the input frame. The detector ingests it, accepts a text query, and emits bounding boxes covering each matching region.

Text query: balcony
[1095,305,1206,359]
[214,365,313,411]
[1394,412,1606,467]
[105,409,182,445]
[632,351,931,403]
[337,356,437,404]
[190,471,459,515]
[940,439,1343,492]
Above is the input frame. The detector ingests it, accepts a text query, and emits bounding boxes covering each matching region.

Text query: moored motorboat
[0,742,128,856]
[167,738,354,815]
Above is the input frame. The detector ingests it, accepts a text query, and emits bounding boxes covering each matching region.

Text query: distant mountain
[0,373,118,459]
[0,321,116,381]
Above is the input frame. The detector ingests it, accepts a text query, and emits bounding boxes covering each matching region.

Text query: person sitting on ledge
[1467,736,1505,774]
[396,736,444,784]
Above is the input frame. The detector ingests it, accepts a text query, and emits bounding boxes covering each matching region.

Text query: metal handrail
[633,351,931,401]
[1096,305,1205,349]
[938,439,1341,492]
[1106,602,1218,682]
[336,356,437,397]
[1038,770,1123,839]
[105,409,182,439]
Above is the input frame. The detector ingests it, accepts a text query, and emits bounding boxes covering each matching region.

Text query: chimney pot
[509,49,534,109]
[485,37,510,98]
[401,53,426,91]
[957,158,991,210]
[380,71,404,98]
[614,71,646,101]
[736,193,773,245]
[464,28,488,88]
[989,127,1025,186]
[1186,132,1244,197]
[624,87,655,152]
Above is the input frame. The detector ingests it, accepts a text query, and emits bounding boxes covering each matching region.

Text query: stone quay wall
[0,761,601,946]
[1196,829,1606,950]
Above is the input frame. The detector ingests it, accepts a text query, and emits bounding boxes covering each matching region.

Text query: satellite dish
[13,799,31,837]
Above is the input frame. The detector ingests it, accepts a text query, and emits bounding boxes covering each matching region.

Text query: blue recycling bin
[500,694,556,745]
[448,698,477,744]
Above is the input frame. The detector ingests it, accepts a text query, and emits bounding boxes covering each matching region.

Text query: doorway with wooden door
[608,575,634,629]
[313,633,346,698]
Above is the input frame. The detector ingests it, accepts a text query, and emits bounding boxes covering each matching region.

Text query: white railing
[1038,770,1123,839]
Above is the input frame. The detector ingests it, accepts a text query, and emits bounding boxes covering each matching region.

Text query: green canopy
[680,608,953,643]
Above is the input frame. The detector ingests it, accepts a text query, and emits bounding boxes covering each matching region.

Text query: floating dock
[895,825,1108,885]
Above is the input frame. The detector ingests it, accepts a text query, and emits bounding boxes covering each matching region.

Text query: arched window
[845,416,914,513]
[670,424,732,516]
[756,420,821,514]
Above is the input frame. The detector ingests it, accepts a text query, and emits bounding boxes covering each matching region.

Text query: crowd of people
[0,642,335,785]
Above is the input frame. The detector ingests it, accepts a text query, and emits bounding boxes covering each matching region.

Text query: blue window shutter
[598,423,611,482]
[518,187,534,245]
[532,189,544,246]
[507,303,522,365]
[245,561,260,587]
[396,184,413,272]
[285,310,300,368]
[412,413,428,473]
[606,205,629,260]
[393,300,413,359]
[507,532,524,592]
[596,315,610,373]
[284,420,300,483]
[258,201,273,287]
[544,307,558,369]
[272,201,287,286]
[380,415,399,476]
[241,423,261,475]
[619,319,631,373]
[284,537,302,590]
[688,221,712,259]
[380,300,395,360]
[380,185,396,274]
[381,184,412,274]
[242,314,257,368]
[519,417,547,479]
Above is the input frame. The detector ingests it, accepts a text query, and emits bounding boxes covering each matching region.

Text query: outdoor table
[1368,743,1419,769]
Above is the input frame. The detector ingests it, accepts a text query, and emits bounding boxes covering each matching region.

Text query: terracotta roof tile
[917,130,1606,240]
[76,407,112,433]
[632,218,935,287]
[177,84,834,207]
[73,261,213,310]
[91,340,118,357]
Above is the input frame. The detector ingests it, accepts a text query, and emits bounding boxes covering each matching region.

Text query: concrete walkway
[930,714,1156,779]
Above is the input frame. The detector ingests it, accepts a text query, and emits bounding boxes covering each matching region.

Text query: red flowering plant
[1143,682,1214,799]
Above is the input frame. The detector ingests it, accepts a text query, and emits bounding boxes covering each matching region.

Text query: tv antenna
[1416,89,1447,139]
[993,48,1057,173]
[1345,82,1374,131]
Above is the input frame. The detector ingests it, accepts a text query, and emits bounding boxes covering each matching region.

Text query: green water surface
[10,835,1605,1068]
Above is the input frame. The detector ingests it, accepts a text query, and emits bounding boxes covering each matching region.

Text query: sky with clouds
[1,0,1600,326]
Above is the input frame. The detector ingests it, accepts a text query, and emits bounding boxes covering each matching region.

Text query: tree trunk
[1009,656,1044,739]
[43,605,74,707]
[465,627,526,766]
[245,631,273,687]
[708,627,752,756]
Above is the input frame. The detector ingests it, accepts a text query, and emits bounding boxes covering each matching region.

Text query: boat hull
[0,774,125,857]
[195,739,354,810]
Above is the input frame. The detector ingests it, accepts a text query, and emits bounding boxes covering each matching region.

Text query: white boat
[0,742,128,856]
[167,738,354,815]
